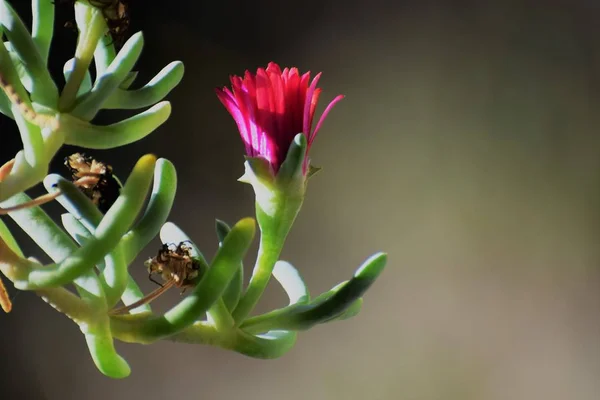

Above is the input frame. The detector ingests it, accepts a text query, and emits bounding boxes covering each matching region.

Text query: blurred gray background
[1,0,600,399]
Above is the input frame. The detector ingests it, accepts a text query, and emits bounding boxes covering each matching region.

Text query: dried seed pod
[109,242,202,315]
[64,153,122,214]
[146,242,201,292]
[89,0,131,47]
[56,0,131,47]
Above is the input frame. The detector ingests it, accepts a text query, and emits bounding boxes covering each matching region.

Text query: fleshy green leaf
[216,219,243,312]
[31,0,55,64]
[4,155,156,289]
[112,217,256,342]
[93,32,116,79]
[103,61,184,109]
[240,253,386,334]
[121,158,177,264]
[61,213,150,313]
[272,260,310,305]
[0,0,58,105]
[0,40,44,166]
[63,58,92,96]
[231,329,297,359]
[275,133,307,186]
[119,71,138,89]
[59,0,107,111]
[71,32,145,120]
[62,101,171,149]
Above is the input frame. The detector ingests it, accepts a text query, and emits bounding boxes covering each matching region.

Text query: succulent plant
[0,0,386,379]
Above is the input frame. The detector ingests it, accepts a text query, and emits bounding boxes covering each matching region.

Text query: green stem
[216,219,244,312]
[207,299,235,332]
[59,5,106,111]
[231,135,308,324]
[232,193,302,324]
[231,329,297,359]
[169,324,297,359]
[231,231,284,324]
[35,287,93,325]
[110,317,297,359]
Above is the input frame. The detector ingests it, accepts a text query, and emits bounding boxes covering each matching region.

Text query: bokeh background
[2,0,600,399]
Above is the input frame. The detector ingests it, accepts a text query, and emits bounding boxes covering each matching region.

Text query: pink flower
[215,62,344,173]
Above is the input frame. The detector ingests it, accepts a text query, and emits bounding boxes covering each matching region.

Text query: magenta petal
[216,62,344,173]
[255,69,276,146]
[302,72,321,136]
[240,87,261,159]
[310,94,344,144]
[267,62,282,76]
[215,88,254,154]
[307,88,322,138]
